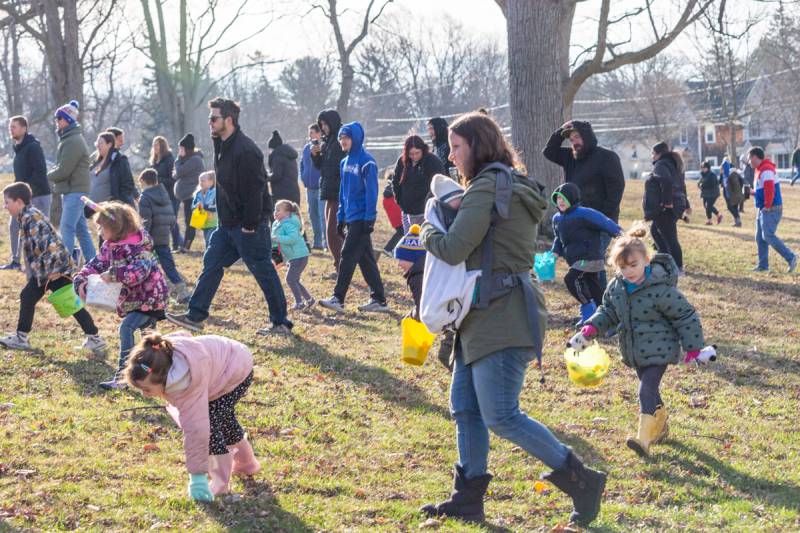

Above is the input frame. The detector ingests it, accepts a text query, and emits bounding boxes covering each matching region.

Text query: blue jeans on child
[187,224,291,328]
[755,206,796,269]
[450,346,570,479]
[306,188,326,248]
[153,244,183,284]
[118,311,157,372]
[60,192,96,261]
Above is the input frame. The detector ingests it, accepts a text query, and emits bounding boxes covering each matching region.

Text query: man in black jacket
[167,97,292,335]
[311,108,345,274]
[4,116,52,270]
[543,120,625,286]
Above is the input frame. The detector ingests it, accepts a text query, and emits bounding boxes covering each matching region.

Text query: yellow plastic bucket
[401,317,436,366]
[47,282,85,318]
[564,341,610,387]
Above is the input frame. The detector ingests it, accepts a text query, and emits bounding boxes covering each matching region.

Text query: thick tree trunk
[43,0,83,105]
[336,61,354,120]
[505,0,575,235]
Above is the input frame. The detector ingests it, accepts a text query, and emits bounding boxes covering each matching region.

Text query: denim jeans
[306,188,326,248]
[756,207,796,269]
[598,233,612,288]
[203,227,216,247]
[60,192,96,261]
[118,311,157,372]
[153,244,183,284]
[450,346,570,479]
[9,194,51,262]
[187,224,291,327]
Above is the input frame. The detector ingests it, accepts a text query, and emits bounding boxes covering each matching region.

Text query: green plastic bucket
[47,283,84,318]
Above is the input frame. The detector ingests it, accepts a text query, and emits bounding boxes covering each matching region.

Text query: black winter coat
[109,151,137,205]
[404,255,425,320]
[643,156,677,221]
[268,144,301,204]
[392,152,445,215]
[150,152,176,203]
[311,109,344,201]
[213,127,272,230]
[13,133,50,197]
[138,184,176,247]
[543,121,625,222]
[698,170,720,199]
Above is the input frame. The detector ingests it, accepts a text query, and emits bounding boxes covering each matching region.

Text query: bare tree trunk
[42,0,84,104]
[506,0,575,232]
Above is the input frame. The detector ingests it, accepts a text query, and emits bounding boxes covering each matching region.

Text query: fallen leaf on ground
[690,396,708,408]
[551,523,580,532]
[142,443,159,452]
[419,518,441,529]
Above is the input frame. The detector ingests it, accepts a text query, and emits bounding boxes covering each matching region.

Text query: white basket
[85,274,122,312]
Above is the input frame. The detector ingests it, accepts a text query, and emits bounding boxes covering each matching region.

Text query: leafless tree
[308,0,394,119]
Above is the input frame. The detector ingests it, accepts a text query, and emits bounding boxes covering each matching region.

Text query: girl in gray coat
[570,223,706,458]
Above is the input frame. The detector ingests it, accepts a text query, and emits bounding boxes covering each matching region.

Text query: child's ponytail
[608,221,652,269]
[275,199,304,232]
[124,332,174,386]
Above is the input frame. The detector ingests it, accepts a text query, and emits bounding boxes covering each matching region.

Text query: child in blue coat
[191,171,217,247]
[551,182,621,327]
[271,200,313,310]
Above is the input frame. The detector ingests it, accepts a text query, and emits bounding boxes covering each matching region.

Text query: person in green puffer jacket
[570,223,705,459]
[419,112,606,528]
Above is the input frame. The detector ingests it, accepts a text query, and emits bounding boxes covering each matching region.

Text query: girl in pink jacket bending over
[124,331,260,501]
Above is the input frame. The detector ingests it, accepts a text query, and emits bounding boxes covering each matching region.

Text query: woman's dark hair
[124,332,174,386]
[94,132,116,171]
[448,112,519,181]
[400,135,430,184]
[208,97,241,127]
[652,141,684,173]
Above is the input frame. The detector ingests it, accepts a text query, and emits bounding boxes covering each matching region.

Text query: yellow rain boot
[652,405,669,444]
[626,414,659,457]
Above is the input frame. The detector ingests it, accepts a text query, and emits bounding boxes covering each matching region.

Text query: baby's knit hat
[55,100,80,125]
[394,224,426,263]
[431,173,464,203]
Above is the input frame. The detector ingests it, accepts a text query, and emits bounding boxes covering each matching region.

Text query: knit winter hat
[394,224,426,263]
[179,133,195,152]
[431,174,464,204]
[268,130,283,149]
[55,100,80,125]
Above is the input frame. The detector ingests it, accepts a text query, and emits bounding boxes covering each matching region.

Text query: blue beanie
[55,100,80,125]
[394,224,426,263]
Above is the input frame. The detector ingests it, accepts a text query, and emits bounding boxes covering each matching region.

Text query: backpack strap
[474,163,513,310]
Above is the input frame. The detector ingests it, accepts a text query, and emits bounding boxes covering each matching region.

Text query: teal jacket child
[586,253,704,368]
[271,214,309,262]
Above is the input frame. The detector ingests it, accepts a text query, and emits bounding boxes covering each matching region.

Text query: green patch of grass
[1,176,799,531]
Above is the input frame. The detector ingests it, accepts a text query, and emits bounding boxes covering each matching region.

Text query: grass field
[0,176,799,532]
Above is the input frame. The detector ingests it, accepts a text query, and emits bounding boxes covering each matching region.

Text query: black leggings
[564,268,604,305]
[18,276,98,335]
[182,199,196,247]
[383,226,404,253]
[650,211,683,269]
[636,364,666,415]
[725,198,739,219]
[703,198,719,219]
[208,371,253,455]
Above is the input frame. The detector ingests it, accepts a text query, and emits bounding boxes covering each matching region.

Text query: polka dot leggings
[208,371,253,455]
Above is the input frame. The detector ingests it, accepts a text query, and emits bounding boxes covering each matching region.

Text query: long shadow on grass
[701,342,800,391]
[655,441,800,512]
[50,358,118,397]
[271,336,450,419]
[685,271,800,299]
[689,224,800,247]
[203,479,313,532]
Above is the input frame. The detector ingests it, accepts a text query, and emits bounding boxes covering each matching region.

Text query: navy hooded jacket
[551,182,621,266]
[337,122,378,223]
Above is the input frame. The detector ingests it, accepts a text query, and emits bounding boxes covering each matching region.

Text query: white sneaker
[319,296,345,313]
[0,333,32,351]
[358,299,390,313]
[80,335,108,356]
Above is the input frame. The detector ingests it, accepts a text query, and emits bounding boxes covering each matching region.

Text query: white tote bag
[85,274,122,312]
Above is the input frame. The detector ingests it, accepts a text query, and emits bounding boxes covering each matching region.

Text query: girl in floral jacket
[74,201,169,390]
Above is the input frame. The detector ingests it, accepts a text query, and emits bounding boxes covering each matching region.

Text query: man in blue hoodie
[319,122,389,313]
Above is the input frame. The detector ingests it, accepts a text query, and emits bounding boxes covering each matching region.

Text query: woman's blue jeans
[450,346,569,479]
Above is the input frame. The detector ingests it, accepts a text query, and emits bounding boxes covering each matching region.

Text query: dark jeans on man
[650,210,683,270]
[186,223,291,327]
[334,220,385,304]
[153,244,184,284]
[18,276,98,335]
[598,232,612,289]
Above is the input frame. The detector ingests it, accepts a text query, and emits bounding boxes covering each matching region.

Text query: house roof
[685,79,757,122]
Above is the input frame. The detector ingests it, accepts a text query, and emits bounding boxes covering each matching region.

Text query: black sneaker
[166,312,204,332]
[0,261,21,271]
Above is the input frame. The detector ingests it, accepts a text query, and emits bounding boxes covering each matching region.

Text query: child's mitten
[188,473,214,502]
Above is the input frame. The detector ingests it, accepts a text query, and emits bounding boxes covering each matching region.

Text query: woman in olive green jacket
[419,113,606,527]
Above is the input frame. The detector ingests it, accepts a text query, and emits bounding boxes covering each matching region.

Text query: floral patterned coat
[74,229,169,317]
